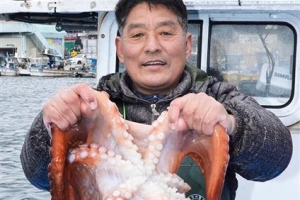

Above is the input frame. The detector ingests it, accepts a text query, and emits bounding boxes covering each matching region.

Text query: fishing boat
[18,57,31,76]
[0,57,19,76]
[29,67,71,77]
[29,64,72,77]
[27,56,71,77]
[0,67,19,76]
[71,69,96,78]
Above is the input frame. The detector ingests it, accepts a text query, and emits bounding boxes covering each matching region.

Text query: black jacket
[20,66,293,199]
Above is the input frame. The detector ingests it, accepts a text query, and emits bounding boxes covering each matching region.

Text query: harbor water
[0,76,97,200]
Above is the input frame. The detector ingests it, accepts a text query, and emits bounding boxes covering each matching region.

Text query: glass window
[187,22,202,68]
[209,23,295,107]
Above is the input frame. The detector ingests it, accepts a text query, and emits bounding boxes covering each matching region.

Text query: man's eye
[161,32,172,36]
[132,33,143,38]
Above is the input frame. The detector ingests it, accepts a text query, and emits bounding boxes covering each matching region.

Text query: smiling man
[115,2,191,95]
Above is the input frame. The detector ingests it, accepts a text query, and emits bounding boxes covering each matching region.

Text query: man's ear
[115,36,124,63]
[185,33,192,59]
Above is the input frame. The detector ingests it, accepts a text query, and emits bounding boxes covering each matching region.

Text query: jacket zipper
[150,104,160,122]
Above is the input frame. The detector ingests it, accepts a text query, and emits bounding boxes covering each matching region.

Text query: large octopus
[48,91,229,200]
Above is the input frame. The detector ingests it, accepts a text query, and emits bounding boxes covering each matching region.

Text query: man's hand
[168,93,236,136]
[43,83,98,131]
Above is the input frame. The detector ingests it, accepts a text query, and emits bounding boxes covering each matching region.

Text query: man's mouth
[142,61,166,66]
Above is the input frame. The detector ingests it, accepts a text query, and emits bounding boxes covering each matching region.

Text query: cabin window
[208,23,295,107]
[187,22,202,68]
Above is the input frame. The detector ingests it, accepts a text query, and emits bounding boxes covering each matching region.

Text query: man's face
[116,3,192,94]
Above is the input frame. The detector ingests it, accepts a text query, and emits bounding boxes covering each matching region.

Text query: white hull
[18,69,31,76]
[29,68,71,77]
[0,68,19,76]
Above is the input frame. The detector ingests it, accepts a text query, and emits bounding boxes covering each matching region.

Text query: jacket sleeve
[206,77,293,181]
[20,111,51,191]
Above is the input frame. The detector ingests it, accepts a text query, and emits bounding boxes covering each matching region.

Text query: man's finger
[71,83,98,110]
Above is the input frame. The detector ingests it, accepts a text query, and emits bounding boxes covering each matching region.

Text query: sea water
[0,76,96,200]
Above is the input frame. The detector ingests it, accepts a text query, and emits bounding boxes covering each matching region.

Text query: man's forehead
[120,3,181,33]
[125,19,179,31]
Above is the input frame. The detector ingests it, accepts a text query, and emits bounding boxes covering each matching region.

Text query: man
[20,0,292,199]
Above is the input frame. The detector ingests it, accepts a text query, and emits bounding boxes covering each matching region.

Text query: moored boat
[29,67,71,77]
[28,57,71,77]
[71,70,96,78]
[18,69,31,76]
[0,57,19,76]
[0,67,19,76]
[18,58,32,76]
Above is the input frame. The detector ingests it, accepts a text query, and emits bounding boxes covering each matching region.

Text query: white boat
[68,64,96,78]
[71,70,96,78]
[28,57,71,77]
[0,67,19,76]
[18,58,32,76]
[18,68,31,76]
[0,57,19,76]
[29,67,71,77]
[18,66,72,77]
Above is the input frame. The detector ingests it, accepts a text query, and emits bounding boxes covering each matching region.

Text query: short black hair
[115,0,188,34]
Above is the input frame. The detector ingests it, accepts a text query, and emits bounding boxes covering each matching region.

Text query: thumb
[218,115,236,136]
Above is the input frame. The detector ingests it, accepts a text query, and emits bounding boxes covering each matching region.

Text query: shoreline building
[0,21,66,59]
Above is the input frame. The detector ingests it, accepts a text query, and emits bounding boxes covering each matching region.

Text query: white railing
[0,0,299,14]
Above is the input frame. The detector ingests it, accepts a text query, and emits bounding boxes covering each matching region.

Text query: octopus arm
[185,125,230,200]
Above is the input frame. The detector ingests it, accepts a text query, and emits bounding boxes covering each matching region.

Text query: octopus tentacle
[48,91,229,200]
[152,111,230,199]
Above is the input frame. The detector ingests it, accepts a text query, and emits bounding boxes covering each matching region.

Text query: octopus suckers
[157,132,165,140]
[108,150,115,157]
[112,190,121,197]
[156,143,163,150]
[68,153,75,163]
[90,143,99,148]
[124,191,132,198]
[79,151,88,159]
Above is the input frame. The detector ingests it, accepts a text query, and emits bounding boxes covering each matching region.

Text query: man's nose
[144,34,162,53]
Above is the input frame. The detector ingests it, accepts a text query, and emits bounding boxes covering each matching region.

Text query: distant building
[0,21,67,58]
[65,31,97,59]
[78,31,97,59]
